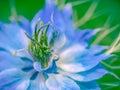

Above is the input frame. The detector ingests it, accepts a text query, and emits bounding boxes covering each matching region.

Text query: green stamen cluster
[26,21,52,68]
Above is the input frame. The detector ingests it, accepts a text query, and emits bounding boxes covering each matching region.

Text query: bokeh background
[0,0,120,89]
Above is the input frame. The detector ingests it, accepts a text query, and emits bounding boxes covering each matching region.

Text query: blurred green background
[0,0,44,22]
[0,0,120,89]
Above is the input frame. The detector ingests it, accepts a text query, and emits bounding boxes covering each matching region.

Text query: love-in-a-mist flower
[0,0,111,90]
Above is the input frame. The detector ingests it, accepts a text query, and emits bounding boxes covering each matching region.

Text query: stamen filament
[27,21,53,68]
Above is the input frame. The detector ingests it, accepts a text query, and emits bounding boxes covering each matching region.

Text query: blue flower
[0,0,111,90]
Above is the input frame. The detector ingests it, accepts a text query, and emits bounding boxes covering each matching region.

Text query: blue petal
[61,4,73,29]
[0,23,29,53]
[57,44,110,72]
[80,64,108,81]
[31,1,65,33]
[47,27,68,52]
[0,68,25,90]
[31,1,74,37]
[33,60,57,73]
[27,73,48,90]
[76,29,98,42]
[46,74,80,90]
[61,4,75,37]
[61,64,107,82]
[69,29,99,44]
[0,51,23,71]
[16,79,30,90]
[78,81,101,90]
[0,51,33,72]
[18,16,32,36]
[28,81,48,90]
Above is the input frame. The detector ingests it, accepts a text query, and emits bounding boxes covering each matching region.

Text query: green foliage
[0,0,44,22]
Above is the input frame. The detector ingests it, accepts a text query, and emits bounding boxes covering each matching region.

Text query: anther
[12,48,27,56]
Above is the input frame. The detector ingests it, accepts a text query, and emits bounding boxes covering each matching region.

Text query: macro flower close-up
[0,0,120,90]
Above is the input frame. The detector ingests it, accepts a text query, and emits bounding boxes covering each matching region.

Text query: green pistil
[26,21,52,68]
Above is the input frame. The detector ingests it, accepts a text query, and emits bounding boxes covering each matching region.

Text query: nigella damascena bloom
[0,0,111,90]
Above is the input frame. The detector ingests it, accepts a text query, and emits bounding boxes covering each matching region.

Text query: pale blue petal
[0,51,33,72]
[61,4,75,37]
[52,34,67,51]
[33,62,43,72]
[46,74,80,90]
[88,45,107,54]
[0,68,25,90]
[0,51,23,71]
[57,44,110,72]
[61,64,107,82]
[27,74,48,90]
[0,23,29,53]
[27,81,47,90]
[16,79,30,90]
[61,4,73,28]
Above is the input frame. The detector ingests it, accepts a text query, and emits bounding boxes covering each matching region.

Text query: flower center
[26,21,59,69]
